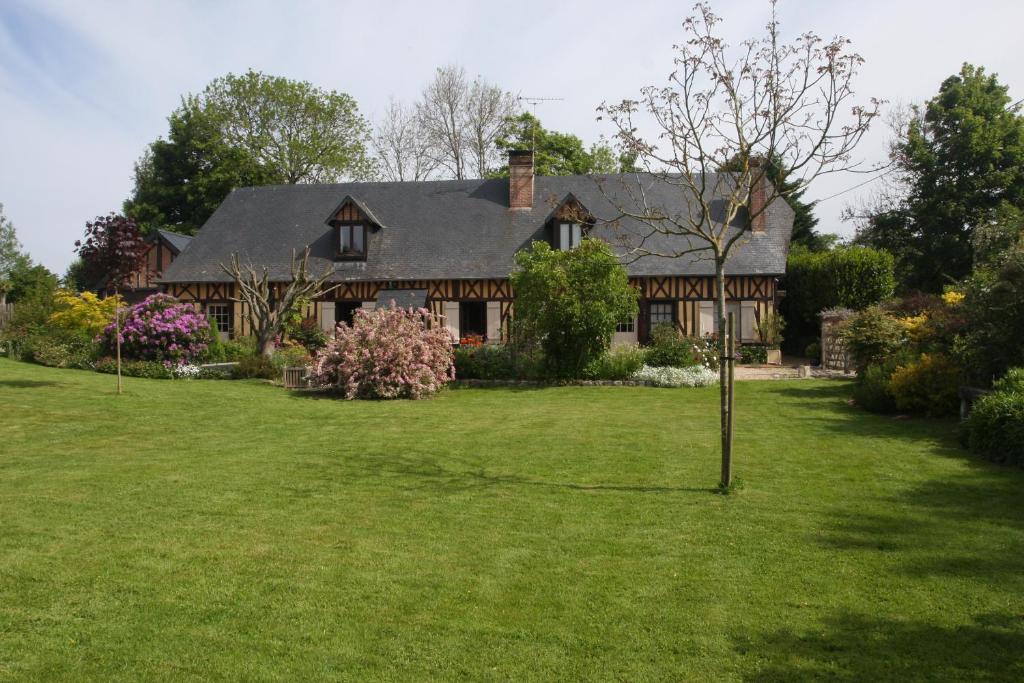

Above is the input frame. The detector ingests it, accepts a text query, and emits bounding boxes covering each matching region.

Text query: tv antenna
[517,95,564,151]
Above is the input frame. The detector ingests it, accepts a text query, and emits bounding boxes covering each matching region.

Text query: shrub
[963,390,1024,467]
[994,367,1024,395]
[853,362,898,413]
[888,353,961,417]
[955,248,1024,384]
[805,341,821,363]
[738,345,767,365]
[94,358,173,379]
[645,323,696,368]
[287,316,329,353]
[510,239,638,378]
[25,332,100,369]
[231,355,278,380]
[271,344,311,371]
[582,344,648,380]
[779,245,896,354]
[101,293,212,363]
[754,309,784,347]
[454,344,515,380]
[841,305,908,372]
[48,289,122,337]
[633,364,719,387]
[311,305,454,399]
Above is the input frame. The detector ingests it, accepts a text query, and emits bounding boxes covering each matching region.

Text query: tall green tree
[0,204,30,305]
[126,70,374,235]
[491,113,624,177]
[856,64,1024,291]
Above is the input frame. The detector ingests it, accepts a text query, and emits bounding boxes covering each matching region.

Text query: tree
[373,99,438,182]
[0,204,30,305]
[62,258,92,293]
[125,104,276,235]
[598,2,878,487]
[74,214,150,394]
[417,65,518,179]
[854,64,1024,292]
[126,70,373,235]
[220,247,334,357]
[510,239,638,379]
[491,113,623,177]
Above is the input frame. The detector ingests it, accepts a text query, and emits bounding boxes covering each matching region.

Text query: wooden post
[115,287,123,395]
[721,312,735,488]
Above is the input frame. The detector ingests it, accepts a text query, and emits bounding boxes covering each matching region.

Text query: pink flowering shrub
[101,293,212,364]
[311,305,454,399]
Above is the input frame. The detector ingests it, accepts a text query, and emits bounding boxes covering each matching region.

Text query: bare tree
[373,99,438,182]
[221,247,334,357]
[419,65,471,179]
[598,1,879,488]
[465,76,519,178]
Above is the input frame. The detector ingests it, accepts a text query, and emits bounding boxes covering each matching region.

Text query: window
[713,302,742,335]
[649,301,674,327]
[206,303,233,337]
[558,222,583,251]
[335,301,362,326]
[337,224,366,259]
[616,317,635,333]
[459,301,487,340]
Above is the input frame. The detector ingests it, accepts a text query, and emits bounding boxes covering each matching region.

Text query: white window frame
[558,222,583,251]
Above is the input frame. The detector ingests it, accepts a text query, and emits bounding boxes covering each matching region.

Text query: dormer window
[337,223,366,260]
[559,222,583,251]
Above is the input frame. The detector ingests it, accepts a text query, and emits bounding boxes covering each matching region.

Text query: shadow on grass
[735,610,1024,681]
[303,451,716,496]
[0,379,65,389]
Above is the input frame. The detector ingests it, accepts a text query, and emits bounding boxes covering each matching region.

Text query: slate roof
[154,229,192,254]
[160,174,793,284]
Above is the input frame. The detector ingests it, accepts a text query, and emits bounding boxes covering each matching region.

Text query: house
[102,228,193,303]
[159,151,793,344]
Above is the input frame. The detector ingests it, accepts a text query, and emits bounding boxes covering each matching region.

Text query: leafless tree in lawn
[597,1,879,487]
[220,247,334,357]
[373,98,438,182]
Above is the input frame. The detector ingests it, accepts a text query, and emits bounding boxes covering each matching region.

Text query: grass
[1,358,1023,681]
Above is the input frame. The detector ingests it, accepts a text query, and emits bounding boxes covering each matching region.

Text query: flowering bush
[49,289,123,337]
[632,364,719,387]
[888,353,961,417]
[311,305,454,399]
[171,363,202,379]
[101,293,212,364]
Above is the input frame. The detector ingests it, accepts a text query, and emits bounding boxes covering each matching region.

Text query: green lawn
[1,358,1023,681]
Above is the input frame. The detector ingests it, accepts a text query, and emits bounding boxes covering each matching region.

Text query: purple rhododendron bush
[312,305,454,399]
[101,293,212,364]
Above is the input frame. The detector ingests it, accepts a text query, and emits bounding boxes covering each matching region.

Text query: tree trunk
[114,287,123,395]
[258,328,276,357]
[714,258,731,488]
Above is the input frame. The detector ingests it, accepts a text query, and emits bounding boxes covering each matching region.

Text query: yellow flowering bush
[942,290,965,306]
[898,313,929,342]
[49,290,122,337]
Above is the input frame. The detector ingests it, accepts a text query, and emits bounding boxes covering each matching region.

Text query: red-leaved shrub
[311,305,454,399]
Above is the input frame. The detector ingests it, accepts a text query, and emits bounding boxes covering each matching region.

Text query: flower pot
[766,348,782,365]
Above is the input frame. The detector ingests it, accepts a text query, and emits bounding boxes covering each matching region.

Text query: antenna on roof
[517,95,564,151]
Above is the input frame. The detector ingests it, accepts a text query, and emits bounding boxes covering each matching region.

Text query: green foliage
[270,345,311,371]
[840,305,908,372]
[753,309,784,347]
[739,345,768,365]
[231,355,278,380]
[804,341,821,363]
[61,258,93,292]
[5,262,59,306]
[454,345,516,380]
[779,245,895,354]
[993,367,1024,395]
[491,113,625,176]
[851,355,906,414]
[856,64,1024,292]
[963,389,1024,467]
[888,353,961,417]
[954,245,1024,384]
[126,69,373,235]
[21,331,100,369]
[582,344,649,380]
[646,323,695,368]
[0,203,30,300]
[511,240,638,378]
[94,358,173,379]
[285,316,329,353]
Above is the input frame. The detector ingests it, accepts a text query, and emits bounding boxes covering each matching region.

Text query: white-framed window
[649,301,674,327]
[559,222,583,251]
[206,303,233,336]
[338,224,366,258]
[616,317,635,333]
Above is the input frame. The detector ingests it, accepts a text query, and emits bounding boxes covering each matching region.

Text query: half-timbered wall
[163,275,776,342]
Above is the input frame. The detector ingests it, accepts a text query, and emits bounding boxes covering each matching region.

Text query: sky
[1,0,1023,275]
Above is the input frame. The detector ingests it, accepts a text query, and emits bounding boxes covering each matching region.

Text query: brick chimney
[748,165,768,233]
[508,150,534,209]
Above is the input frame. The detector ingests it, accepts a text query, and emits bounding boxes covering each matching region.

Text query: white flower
[172,363,202,379]
[632,364,719,387]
